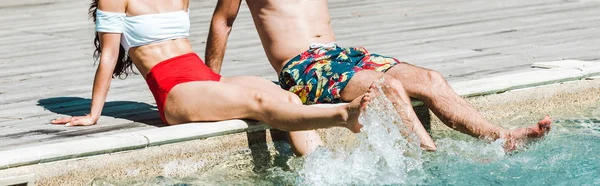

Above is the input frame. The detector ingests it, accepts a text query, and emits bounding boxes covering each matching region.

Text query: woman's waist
[142,51,220,93]
[142,51,218,84]
[130,38,195,76]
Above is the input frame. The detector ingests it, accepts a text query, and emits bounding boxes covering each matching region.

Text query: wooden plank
[1,0,600,151]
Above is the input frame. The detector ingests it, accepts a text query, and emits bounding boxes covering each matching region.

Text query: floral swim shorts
[278,43,400,104]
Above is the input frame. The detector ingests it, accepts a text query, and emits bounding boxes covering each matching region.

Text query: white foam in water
[162,159,206,177]
[297,79,425,185]
[434,138,505,162]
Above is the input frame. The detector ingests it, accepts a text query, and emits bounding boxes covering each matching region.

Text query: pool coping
[0,60,599,170]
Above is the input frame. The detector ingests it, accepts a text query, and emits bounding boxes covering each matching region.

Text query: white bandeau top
[95,9,190,51]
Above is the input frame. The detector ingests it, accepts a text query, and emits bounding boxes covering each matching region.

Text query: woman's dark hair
[89,0,135,79]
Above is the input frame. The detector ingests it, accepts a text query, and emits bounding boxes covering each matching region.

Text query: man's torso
[245,0,336,73]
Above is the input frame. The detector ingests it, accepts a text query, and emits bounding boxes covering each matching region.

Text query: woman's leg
[163,80,369,132]
[221,76,324,155]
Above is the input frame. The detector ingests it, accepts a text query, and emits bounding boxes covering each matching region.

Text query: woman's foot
[504,115,552,151]
[344,90,372,133]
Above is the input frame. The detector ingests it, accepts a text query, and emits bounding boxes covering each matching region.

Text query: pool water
[423,119,600,185]
[93,84,600,186]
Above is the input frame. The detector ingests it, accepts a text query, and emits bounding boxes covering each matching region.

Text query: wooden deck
[1,0,599,151]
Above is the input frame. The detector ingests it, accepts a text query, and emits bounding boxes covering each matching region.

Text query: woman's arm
[52,0,125,126]
[88,33,121,123]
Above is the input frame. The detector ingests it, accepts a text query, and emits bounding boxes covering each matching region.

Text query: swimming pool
[93,119,599,185]
[88,79,600,186]
[2,79,598,185]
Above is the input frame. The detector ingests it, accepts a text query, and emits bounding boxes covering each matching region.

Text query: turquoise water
[93,85,600,185]
[93,121,600,186]
[423,119,600,185]
[292,118,600,186]
[94,119,600,186]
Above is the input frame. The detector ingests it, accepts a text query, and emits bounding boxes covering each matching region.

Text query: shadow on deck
[37,97,165,127]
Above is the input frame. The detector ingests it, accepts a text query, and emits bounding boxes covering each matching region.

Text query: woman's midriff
[129,38,195,77]
[134,39,222,124]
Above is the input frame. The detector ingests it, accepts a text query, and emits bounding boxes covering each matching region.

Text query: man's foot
[344,89,372,133]
[504,115,552,151]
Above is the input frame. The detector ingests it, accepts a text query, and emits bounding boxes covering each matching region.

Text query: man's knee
[425,70,453,94]
[426,70,447,85]
[404,65,447,85]
[382,75,405,90]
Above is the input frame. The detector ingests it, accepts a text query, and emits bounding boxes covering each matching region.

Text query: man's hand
[51,114,98,126]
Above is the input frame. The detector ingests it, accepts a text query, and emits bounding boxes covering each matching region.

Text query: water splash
[90,80,600,185]
[297,79,425,185]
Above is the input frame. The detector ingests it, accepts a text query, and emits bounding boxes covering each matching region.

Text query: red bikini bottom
[145,53,222,124]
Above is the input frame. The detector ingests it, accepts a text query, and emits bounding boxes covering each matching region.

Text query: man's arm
[205,0,242,74]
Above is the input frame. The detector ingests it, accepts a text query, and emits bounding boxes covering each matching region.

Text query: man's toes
[537,117,552,132]
[539,119,552,125]
[541,123,551,132]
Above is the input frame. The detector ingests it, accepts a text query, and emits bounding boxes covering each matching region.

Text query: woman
[52,0,370,155]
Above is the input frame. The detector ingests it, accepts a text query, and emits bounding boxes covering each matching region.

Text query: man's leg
[384,63,551,143]
[341,70,437,150]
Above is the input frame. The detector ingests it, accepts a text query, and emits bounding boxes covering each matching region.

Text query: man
[205,0,551,152]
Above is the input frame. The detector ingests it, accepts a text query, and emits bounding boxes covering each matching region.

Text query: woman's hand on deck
[51,114,97,126]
